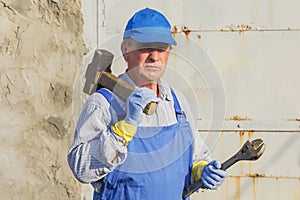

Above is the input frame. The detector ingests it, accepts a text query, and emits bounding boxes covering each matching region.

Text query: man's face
[123,41,171,87]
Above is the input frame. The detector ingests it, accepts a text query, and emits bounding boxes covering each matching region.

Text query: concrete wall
[0,0,86,199]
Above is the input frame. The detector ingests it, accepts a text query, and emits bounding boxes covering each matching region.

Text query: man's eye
[138,48,151,53]
[138,47,168,53]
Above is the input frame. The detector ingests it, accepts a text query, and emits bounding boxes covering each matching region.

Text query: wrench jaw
[241,139,266,161]
[251,139,266,160]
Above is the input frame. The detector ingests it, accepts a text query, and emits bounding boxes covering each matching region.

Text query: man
[68,7,226,200]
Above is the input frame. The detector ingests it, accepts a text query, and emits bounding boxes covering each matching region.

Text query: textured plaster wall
[0,0,86,199]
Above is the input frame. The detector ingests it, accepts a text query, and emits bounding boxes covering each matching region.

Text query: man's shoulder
[85,91,111,107]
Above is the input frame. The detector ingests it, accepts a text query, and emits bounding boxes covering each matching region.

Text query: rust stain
[239,131,245,147]
[173,25,299,34]
[229,175,299,179]
[287,118,300,121]
[171,25,192,37]
[252,177,256,199]
[171,25,179,33]
[225,115,252,121]
[220,24,253,34]
[235,177,241,200]
[239,131,245,137]
[171,32,177,41]
[246,173,266,178]
[182,25,191,37]
[248,131,254,141]
[197,34,202,39]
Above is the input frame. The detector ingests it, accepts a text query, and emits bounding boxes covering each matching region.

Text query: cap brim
[124,28,177,45]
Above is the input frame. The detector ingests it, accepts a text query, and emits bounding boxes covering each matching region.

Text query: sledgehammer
[182,138,266,198]
[83,49,157,115]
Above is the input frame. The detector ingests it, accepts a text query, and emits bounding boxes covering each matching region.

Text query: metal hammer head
[83,49,114,94]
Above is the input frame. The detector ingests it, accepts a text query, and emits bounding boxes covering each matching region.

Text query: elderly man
[68,7,226,200]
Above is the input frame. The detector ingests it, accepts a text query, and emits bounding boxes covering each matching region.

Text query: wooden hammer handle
[100,72,157,115]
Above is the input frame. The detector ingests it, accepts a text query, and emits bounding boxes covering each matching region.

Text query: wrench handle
[221,154,240,170]
[182,179,205,199]
[182,154,240,199]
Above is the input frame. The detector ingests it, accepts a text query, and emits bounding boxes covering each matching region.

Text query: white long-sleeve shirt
[67,72,212,192]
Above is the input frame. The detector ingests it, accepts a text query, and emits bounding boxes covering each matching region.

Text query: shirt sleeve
[67,93,127,183]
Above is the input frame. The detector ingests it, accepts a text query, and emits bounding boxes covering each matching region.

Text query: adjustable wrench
[182,138,266,198]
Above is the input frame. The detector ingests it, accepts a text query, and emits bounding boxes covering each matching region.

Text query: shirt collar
[158,81,173,101]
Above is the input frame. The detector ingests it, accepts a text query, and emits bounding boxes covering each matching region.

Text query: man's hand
[124,87,160,126]
[201,160,227,190]
[112,88,159,145]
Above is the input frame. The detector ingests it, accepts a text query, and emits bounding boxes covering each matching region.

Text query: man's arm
[67,88,159,183]
[67,93,127,183]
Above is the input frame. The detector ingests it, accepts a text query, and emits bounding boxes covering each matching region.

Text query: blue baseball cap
[123,8,177,45]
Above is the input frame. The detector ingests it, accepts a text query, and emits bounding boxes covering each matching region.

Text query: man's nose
[148,50,160,62]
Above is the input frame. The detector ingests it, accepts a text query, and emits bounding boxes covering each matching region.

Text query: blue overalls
[94,88,194,200]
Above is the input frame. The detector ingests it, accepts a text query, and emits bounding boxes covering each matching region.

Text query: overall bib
[94,89,194,200]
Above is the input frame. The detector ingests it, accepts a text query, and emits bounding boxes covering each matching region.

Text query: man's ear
[121,43,128,61]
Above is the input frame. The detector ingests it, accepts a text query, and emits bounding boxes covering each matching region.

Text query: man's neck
[141,83,159,97]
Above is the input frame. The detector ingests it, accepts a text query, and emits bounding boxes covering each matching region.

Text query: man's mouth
[144,63,164,69]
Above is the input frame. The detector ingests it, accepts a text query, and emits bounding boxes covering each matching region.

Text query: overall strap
[97,88,111,100]
[98,88,185,121]
[170,88,186,122]
[96,88,126,118]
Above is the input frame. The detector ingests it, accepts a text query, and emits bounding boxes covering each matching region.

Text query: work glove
[201,160,227,190]
[112,87,159,145]
[124,87,159,126]
[192,160,209,182]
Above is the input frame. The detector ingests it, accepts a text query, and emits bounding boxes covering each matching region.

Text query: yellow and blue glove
[112,88,160,145]
[192,160,209,182]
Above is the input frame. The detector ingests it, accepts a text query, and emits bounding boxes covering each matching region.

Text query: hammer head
[83,49,114,94]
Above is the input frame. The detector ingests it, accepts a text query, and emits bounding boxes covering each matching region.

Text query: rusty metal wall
[81,0,300,199]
